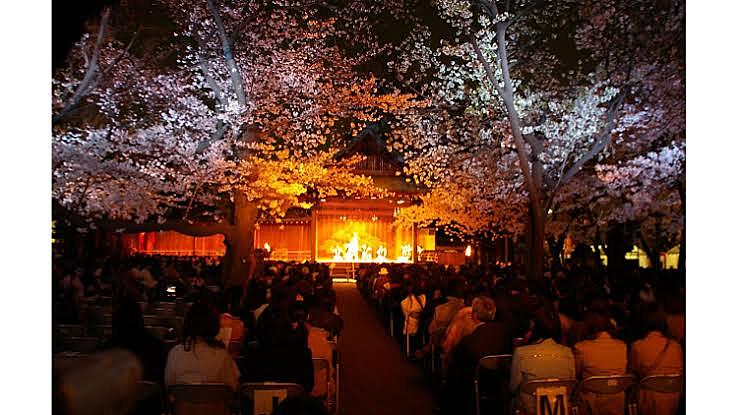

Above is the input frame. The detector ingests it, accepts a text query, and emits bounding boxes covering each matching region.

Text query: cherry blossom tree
[53,0,419,285]
[377,0,684,277]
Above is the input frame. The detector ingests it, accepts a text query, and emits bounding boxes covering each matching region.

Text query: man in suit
[444,296,514,415]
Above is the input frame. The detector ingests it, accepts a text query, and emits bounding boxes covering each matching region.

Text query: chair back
[146,325,175,341]
[312,358,331,399]
[156,301,177,313]
[143,315,163,327]
[177,302,193,316]
[137,301,149,314]
[62,337,100,354]
[475,354,513,379]
[242,382,305,415]
[474,355,512,415]
[579,375,636,395]
[168,383,235,415]
[56,324,86,338]
[92,324,114,341]
[517,378,577,415]
[638,374,684,393]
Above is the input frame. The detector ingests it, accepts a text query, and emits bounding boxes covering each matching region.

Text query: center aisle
[334,282,435,415]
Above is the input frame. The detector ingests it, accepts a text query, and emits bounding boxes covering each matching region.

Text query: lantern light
[465,245,472,257]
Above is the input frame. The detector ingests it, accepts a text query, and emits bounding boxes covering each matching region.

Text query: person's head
[447,278,465,299]
[471,296,497,323]
[527,305,562,344]
[289,301,308,325]
[641,303,667,335]
[583,306,613,338]
[182,302,222,350]
[111,297,145,342]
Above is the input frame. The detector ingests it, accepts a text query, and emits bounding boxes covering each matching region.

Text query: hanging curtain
[119,231,225,256]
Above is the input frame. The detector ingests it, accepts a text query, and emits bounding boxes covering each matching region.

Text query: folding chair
[56,324,85,338]
[176,302,193,317]
[90,324,113,341]
[638,374,684,394]
[168,383,237,415]
[62,337,100,354]
[156,301,177,314]
[146,325,176,342]
[241,382,305,415]
[327,341,340,414]
[143,314,163,327]
[577,375,637,415]
[515,378,578,415]
[474,354,513,415]
[137,301,149,314]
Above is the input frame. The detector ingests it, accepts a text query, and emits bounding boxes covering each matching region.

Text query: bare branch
[53,7,111,124]
[206,0,248,107]
[470,36,505,99]
[559,93,625,184]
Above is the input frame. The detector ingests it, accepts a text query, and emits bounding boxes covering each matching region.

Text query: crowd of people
[53,255,343,415]
[356,262,685,415]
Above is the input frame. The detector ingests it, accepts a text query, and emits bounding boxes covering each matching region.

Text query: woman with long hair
[164,302,240,390]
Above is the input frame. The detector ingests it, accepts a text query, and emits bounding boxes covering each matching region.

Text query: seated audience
[510,310,576,415]
[247,301,315,393]
[106,297,166,384]
[165,302,240,390]
[573,306,628,415]
[445,296,514,415]
[629,306,684,415]
[400,283,427,353]
[217,287,246,357]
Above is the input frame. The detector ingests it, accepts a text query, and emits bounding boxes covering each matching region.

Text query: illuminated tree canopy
[52,0,685,280]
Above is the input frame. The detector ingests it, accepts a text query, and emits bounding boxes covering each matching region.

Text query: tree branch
[206,0,248,107]
[559,92,625,184]
[53,7,111,124]
[470,36,505,99]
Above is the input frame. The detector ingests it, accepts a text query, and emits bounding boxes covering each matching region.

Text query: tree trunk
[221,192,258,288]
[605,224,626,281]
[547,236,562,272]
[638,232,661,270]
[677,177,686,272]
[527,202,546,279]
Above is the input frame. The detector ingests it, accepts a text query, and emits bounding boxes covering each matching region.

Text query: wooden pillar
[411,222,418,263]
[310,209,317,261]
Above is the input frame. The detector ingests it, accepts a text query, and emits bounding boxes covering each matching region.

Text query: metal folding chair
[56,324,85,338]
[168,383,237,415]
[155,301,177,314]
[474,354,513,415]
[515,378,578,415]
[327,341,340,414]
[577,375,637,415]
[146,325,175,342]
[638,374,684,393]
[90,324,113,341]
[241,382,305,415]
